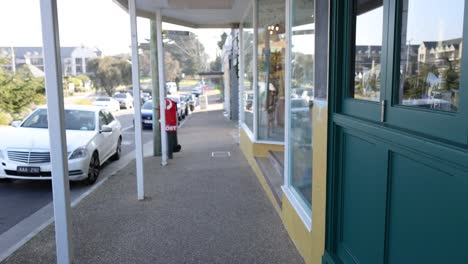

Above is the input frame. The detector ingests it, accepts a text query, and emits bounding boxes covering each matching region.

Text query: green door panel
[336,132,387,264]
[326,0,468,263]
[386,153,468,263]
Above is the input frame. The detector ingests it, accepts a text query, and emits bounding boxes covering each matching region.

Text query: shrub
[0,111,12,126]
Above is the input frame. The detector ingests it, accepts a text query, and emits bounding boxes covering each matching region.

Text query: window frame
[282,0,314,232]
[340,0,391,122]
[384,0,468,145]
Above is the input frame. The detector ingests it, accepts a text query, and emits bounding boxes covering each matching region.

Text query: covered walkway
[3,109,304,264]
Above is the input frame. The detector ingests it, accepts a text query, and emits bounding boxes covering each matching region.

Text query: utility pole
[10,47,16,73]
[150,20,162,156]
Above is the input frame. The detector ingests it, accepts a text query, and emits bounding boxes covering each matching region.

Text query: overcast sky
[0,0,227,60]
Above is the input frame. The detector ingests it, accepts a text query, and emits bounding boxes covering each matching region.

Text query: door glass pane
[352,0,384,102]
[399,0,464,112]
[257,0,286,141]
[290,0,314,207]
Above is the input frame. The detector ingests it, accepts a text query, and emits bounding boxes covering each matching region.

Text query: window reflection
[257,0,286,141]
[243,6,254,131]
[353,0,383,101]
[399,0,464,112]
[290,0,314,207]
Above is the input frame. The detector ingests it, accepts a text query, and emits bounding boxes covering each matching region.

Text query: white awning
[113,0,251,28]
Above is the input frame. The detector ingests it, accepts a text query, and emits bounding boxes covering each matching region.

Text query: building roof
[355,45,382,54]
[421,38,463,49]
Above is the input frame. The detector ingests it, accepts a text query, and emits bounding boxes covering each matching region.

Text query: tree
[0,62,45,119]
[441,58,460,91]
[139,49,152,78]
[164,34,209,76]
[86,56,132,96]
[164,52,180,82]
[210,56,222,71]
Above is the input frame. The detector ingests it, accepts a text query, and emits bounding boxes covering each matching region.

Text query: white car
[0,105,122,185]
[92,97,120,112]
[113,92,134,109]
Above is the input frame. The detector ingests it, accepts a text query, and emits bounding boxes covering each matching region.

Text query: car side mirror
[100,125,112,133]
[11,121,21,127]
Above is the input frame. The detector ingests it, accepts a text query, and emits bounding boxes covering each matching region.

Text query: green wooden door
[324,0,468,263]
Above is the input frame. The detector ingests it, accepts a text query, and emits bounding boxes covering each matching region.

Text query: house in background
[418,38,463,66]
[0,46,102,76]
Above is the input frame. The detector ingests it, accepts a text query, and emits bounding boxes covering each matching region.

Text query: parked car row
[136,93,196,129]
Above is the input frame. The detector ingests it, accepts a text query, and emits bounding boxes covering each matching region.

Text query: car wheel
[86,152,100,185]
[112,137,122,161]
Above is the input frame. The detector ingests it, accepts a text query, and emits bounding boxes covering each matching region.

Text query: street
[0,108,153,236]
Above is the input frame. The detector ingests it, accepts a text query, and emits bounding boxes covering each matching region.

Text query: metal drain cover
[211,151,231,158]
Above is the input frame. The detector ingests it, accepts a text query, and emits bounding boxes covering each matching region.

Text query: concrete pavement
[3,109,304,264]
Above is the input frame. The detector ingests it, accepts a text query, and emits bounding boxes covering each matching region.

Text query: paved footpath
[3,109,304,264]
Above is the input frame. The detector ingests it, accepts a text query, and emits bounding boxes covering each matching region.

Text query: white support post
[238,26,245,141]
[129,0,145,200]
[284,0,292,187]
[252,0,259,141]
[39,0,73,263]
[156,9,168,166]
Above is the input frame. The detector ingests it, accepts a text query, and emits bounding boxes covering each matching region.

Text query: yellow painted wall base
[281,196,314,263]
[239,129,282,215]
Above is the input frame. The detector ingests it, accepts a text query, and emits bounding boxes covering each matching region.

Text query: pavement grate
[211,151,231,158]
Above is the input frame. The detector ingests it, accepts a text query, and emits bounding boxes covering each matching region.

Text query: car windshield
[21,109,96,131]
[142,101,153,110]
[96,97,111,101]
[292,100,308,108]
[114,94,126,98]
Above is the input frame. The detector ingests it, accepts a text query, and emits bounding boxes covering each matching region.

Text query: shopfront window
[243,5,254,132]
[257,0,286,141]
[289,0,314,208]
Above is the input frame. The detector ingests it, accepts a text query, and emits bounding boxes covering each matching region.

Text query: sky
[356,0,464,46]
[0,0,227,60]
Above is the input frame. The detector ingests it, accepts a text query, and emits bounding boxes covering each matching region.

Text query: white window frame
[282,0,313,232]
[253,0,259,141]
[240,0,256,138]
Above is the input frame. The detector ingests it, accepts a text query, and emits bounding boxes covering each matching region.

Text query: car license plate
[17,166,41,175]
[143,120,153,124]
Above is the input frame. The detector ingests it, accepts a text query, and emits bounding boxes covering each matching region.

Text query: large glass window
[398,0,464,112]
[243,5,254,132]
[257,0,286,141]
[352,0,384,101]
[289,0,314,208]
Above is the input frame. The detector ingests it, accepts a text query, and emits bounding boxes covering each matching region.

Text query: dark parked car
[140,101,154,129]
